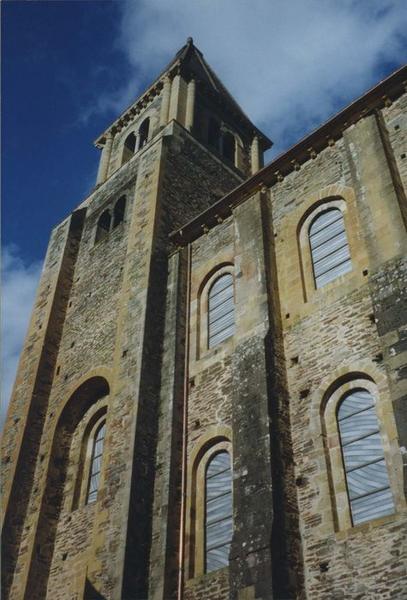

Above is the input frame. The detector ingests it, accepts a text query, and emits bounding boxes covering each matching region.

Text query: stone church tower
[2,39,407,600]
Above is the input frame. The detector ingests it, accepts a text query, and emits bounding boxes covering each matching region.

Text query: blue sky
[2,0,406,415]
[3,1,125,260]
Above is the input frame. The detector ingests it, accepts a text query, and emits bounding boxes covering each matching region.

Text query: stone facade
[2,39,406,600]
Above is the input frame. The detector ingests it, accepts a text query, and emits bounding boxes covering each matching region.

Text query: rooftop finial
[187,36,193,45]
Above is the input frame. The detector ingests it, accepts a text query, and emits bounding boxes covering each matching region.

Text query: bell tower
[94,37,271,187]
[1,39,271,600]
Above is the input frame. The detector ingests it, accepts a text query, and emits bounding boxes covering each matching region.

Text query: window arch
[205,450,233,572]
[71,405,108,511]
[208,273,235,348]
[86,419,106,504]
[22,375,109,596]
[138,117,150,148]
[185,432,233,578]
[222,132,235,164]
[124,131,136,153]
[113,195,126,228]
[122,131,137,165]
[309,207,352,288]
[337,388,394,525]
[95,209,111,243]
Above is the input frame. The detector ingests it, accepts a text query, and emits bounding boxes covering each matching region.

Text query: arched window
[122,131,137,165]
[309,207,352,288]
[95,210,111,243]
[86,420,106,504]
[139,118,150,148]
[208,273,235,348]
[208,118,221,151]
[113,196,126,228]
[124,131,136,153]
[205,451,233,572]
[222,132,235,163]
[337,389,394,525]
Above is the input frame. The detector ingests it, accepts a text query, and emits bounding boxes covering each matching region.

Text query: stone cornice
[94,66,180,148]
[170,64,407,246]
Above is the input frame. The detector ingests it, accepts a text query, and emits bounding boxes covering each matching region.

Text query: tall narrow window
[122,131,137,165]
[86,421,106,504]
[205,451,233,572]
[208,273,235,348]
[222,132,235,164]
[124,131,136,153]
[95,210,111,243]
[337,389,394,525]
[309,207,352,288]
[139,118,150,148]
[113,196,126,228]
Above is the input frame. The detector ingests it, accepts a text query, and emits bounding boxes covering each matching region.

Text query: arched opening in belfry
[138,118,150,148]
[124,131,137,152]
[122,131,137,165]
[222,132,235,164]
[113,196,126,229]
[95,210,111,243]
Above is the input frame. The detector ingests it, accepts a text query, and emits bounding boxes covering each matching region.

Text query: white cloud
[78,78,140,126]
[102,0,406,153]
[1,245,42,427]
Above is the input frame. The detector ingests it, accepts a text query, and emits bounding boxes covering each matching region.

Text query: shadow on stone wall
[84,578,107,600]
[25,376,110,599]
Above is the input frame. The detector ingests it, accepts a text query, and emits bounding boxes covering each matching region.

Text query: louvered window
[309,208,352,288]
[87,421,106,504]
[208,274,235,348]
[337,389,394,525]
[205,451,233,572]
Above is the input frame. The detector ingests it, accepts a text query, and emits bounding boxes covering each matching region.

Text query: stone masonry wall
[283,283,406,598]
[146,123,243,600]
[147,250,188,600]
[2,210,85,600]
[370,257,407,495]
[180,192,304,600]
[108,95,162,177]
[271,101,407,598]
[4,154,139,599]
[8,118,244,600]
[37,177,135,599]
[382,93,407,228]
[182,218,235,600]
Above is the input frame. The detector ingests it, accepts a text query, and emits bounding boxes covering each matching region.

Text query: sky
[2,0,407,417]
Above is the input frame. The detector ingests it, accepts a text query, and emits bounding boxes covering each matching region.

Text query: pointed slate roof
[160,38,252,120]
[174,39,271,146]
[95,38,271,148]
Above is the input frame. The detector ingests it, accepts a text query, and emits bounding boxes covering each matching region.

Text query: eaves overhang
[93,66,177,148]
